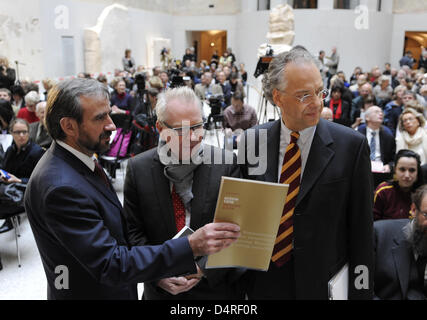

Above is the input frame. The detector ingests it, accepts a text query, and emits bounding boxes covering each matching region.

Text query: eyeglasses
[161,121,204,137]
[280,88,329,104]
[11,130,29,136]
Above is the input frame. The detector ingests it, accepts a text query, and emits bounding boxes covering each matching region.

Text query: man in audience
[29,101,52,149]
[400,51,416,69]
[123,86,245,300]
[320,107,333,121]
[238,46,374,299]
[194,72,223,101]
[223,91,257,149]
[159,71,170,90]
[217,71,232,107]
[0,88,11,102]
[24,78,240,300]
[357,106,396,175]
[351,83,374,124]
[17,91,40,124]
[374,184,427,300]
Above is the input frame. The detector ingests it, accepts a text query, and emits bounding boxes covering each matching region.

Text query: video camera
[208,94,224,116]
[254,46,275,78]
[134,72,146,93]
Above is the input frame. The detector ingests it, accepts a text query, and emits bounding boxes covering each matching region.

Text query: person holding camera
[0,56,16,91]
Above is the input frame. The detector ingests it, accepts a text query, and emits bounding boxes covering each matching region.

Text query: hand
[188,222,240,257]
[111,105,125,114]
[157,276,200,295]
[383,164,391,173]
[2,173,21,184]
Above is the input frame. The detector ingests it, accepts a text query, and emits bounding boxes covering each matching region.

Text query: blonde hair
[0,56,9,68]
[399,107,426,132]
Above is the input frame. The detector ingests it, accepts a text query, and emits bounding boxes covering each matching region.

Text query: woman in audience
[384,85,406,135]
[373,75,393,107]
[10,85,26,115]
[0,118,44,233]
[325,83,351,127]
[122,49,135,74]
[0,56,16,91]
[396,108,427,165]
[110,78,134,115]
[17,91,40,124]
[42,78,57,101]
[373,149,423,221]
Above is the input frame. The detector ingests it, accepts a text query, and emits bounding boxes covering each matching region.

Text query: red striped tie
[171,185,186,232]
[272,131,301,267]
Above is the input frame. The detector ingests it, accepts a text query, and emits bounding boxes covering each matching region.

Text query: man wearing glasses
[238,46,374,299]
[374,184,427,300]
[123,86,245,300]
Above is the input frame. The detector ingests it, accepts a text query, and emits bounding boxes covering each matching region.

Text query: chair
[100,113,133,180]
[0,206,24,268]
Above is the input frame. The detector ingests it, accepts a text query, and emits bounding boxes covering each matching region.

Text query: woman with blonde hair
[396,107,427,165]
[0,56,16,90]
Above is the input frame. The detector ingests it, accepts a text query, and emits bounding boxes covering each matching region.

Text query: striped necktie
[370,131,376,161]
[272,131,301,267]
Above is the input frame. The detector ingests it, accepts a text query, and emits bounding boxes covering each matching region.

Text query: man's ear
[272,88,282,108]
[60,117,78,138]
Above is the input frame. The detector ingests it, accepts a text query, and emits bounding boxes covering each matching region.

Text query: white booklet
[328,263,349,300]
[172,226,194,239]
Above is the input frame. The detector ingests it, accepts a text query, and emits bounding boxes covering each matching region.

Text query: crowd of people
[0,44,427,300]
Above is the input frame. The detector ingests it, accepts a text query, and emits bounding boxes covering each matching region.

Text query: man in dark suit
[374,184,427,300]
[124,86,245,300]
[24,78,240,300]
[29,101,52,149]
[238,46,374,299]
[357,106,396,187]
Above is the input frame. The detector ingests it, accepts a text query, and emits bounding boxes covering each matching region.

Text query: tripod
[257,93,279,124]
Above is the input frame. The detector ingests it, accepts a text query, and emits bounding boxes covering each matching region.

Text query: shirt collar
[367,127,380,135]
[280,118,316,145]
[56,140,96,171]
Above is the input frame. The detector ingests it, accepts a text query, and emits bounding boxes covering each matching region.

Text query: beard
[405,218,427,256]
[77,130,112,155]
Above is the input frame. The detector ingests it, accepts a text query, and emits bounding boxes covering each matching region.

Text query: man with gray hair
[238,45,374,299]
[123,86,245,300]
[29,101,52,149]
[374,184,427,299]
[25,78,240,300]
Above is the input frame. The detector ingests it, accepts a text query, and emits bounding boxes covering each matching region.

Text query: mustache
[100,131,112,140]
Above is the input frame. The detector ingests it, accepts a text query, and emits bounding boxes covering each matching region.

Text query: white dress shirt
[278,120,317,182]
[56,140,96,172]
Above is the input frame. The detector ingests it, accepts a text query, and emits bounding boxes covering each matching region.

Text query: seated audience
[374,184,427,300]
[320,107,333,121]
[384,85,407,136]
[17,91,40,124]
[357,106,395,173]
[29,102,52,149]
[325,83,351,127]
[223,91,257,133]
[0,118,44,233]
[396,108,427,165]
[373,149,423,221]
[110,78,134,115]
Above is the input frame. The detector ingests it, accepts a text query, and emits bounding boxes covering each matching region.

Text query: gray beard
[404,219,427,256]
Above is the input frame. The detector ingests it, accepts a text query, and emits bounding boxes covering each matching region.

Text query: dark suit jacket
[123,146,245,300]
[357,125,396,168]
[29,122,52,149]
[374,219,425,300]
[238,118,374,299]
[24,142,196,300]
[325,99,351,127]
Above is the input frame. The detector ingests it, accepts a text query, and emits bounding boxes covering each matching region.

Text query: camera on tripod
[134,72,146,93]
[208,94,224,116]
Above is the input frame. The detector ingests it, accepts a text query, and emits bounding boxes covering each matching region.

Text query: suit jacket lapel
[152,153,178,237]
[296,119,334,207]
[263,120,281,183]
[52,142,122,210]
[392,236,412,299]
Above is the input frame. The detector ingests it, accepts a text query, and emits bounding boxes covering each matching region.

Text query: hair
[9,118,29,133]
[36,101,47,113]
[125,49,131,57]
[405,100,424,114]
[97,74,108,84]
[0,100,14,126]
[146,87,160,98]
[232,91,245,102]
[364,105,382,120]
[412,184,427,211]
[0,88,11,98]
[10,85,25,98]
[379,75,390,84]
[149,76,164,90]
[331,83,343,94]
[394,149,424,191]
[399,107,426,131]
[45,78,109,140]
[24,91,40,106]
[42,78,57,92]
[156,86,202,123]
[262,45,319,105]
[0,56,9,68]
